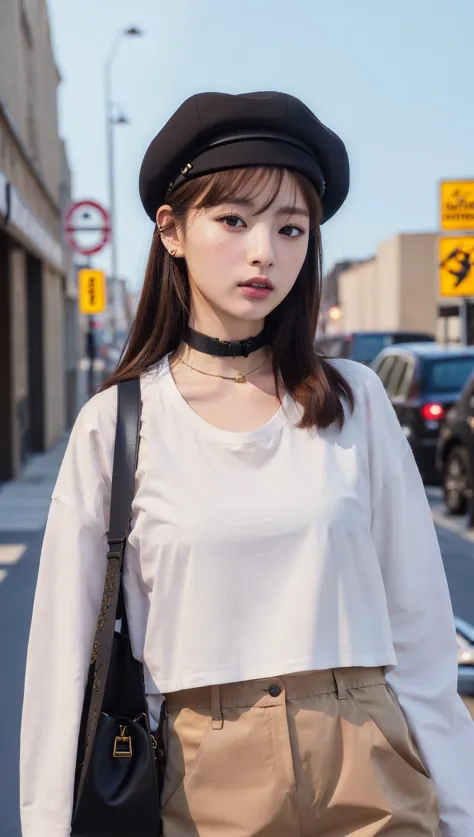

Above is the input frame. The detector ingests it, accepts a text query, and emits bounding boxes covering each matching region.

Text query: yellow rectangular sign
[78,269,106,314]
[439,237,474,297]
[440,180,474,231]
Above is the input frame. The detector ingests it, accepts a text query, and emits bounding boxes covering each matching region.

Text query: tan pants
[161,667,440,836]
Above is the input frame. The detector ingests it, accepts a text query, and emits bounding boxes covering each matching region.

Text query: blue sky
[46,0,474,290]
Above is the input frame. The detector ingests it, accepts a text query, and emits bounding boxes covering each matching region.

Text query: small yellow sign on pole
[439,237,474,297]
[440,180,474,231]
[78,269,106,315]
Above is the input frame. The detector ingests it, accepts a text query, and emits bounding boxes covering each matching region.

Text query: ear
[156,205,184,258]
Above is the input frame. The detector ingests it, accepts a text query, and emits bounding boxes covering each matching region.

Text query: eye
[280,224,305,238]
[217,214,246,229]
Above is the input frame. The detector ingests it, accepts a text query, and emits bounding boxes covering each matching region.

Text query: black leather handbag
[72,378,165,837]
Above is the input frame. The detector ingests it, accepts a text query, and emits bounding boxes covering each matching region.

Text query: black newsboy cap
[139,91,349,224]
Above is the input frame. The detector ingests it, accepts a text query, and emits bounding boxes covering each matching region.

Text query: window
[385,358,410,398]
[393,333,434,345]
[397,360,415,398]
[423,358,474,394]
[374,355,397,388]
[351,334,388,364]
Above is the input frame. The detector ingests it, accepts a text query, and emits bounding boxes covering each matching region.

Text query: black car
[316,330,434,365]
[455,617,474,696]
[436,372,474,514]
[371,344,474,484]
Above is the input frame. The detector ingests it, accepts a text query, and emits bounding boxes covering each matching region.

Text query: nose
[246,224,275,269]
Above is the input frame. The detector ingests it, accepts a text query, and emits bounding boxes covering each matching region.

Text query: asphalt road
[0,507,473,837]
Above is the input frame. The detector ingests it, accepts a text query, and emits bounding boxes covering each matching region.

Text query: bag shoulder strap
[108,377,142,556]
[76,378,141,798]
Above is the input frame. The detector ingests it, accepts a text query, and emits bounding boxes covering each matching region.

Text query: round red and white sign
[64,200,111,256]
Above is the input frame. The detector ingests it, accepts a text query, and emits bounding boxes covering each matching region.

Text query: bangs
[171,167,322,230]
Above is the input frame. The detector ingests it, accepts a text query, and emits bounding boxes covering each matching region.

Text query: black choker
[183,326,267,358]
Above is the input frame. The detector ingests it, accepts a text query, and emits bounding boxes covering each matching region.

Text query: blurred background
[1,1,474,834]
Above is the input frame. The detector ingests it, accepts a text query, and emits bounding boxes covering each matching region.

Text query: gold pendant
[234,372,246,383]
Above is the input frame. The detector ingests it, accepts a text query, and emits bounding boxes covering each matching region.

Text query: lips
[238,276,274,290]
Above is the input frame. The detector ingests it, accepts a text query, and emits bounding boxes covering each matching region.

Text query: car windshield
[423,357,474,393]
[351,335,393,363]
[351,333,433,364]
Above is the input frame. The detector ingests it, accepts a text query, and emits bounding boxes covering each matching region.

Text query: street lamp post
[103,26,143,343]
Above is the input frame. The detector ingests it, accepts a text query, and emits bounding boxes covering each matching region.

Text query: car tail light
[421,402,445,421]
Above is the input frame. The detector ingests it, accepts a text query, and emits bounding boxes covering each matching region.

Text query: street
[0,474,473,836]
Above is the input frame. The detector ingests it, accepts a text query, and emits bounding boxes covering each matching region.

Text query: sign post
[78,269,107,315]
[439,182,474,344]
[65,199,111,398]
[439,181,474,528]
[65,200,111,256]
[440,181,474,232]
[78,268,107,398]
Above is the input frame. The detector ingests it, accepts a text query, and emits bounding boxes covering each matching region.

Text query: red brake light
[421,402,445,421]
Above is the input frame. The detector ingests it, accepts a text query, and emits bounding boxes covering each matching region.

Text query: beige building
[0,0,78,481]
[335,232,463,344]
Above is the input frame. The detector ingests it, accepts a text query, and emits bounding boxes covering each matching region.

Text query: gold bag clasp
[113,725,132,758]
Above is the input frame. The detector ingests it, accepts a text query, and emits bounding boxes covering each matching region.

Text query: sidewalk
[0,436,69,533]
[0,366,101,534]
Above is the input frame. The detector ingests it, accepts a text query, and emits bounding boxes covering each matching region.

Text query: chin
[231,299,280,320]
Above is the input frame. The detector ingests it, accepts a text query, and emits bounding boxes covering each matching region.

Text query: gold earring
[170,248,177,257]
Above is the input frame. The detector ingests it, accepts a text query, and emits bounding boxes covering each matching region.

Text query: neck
[188,310,265,343]
[177,309,269,375]
[175,342,270,377]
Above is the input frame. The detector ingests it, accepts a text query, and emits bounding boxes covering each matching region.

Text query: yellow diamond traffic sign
[440,181,474,231]
[439,237,474,297]
[78,269,106,315]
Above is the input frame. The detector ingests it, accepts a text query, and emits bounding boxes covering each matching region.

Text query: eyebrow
[223,197,310,218]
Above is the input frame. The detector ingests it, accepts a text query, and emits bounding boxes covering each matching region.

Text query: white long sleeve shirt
[20,356,474,837]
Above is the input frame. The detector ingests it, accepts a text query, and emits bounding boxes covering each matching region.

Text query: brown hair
[101,166,354,429]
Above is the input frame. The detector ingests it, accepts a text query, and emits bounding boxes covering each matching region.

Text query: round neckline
[160,354,293,445]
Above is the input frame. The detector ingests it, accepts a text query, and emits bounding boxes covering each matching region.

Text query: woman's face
[159,170,310,331]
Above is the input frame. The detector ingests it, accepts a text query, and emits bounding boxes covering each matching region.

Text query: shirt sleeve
[20,387,117,837]
[368,377,474,837]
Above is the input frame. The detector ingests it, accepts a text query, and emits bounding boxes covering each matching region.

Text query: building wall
[9,246,28,473]
[337,232,463,338]
[399,233,438,333]
[25,0,62,203]
[0,0,62,212]
[43,265,65,448]
[0,1,26,140]
[0,0,76,478]
[11,247,28,402]
[375,236,401,329]
[339,259,377,331]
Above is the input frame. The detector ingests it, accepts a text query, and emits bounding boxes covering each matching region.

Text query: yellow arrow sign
[440,181,474,231]
[78,269,106,314]
[439,237,474,297]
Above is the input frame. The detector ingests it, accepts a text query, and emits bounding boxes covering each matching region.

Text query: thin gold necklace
[179,356,268,383]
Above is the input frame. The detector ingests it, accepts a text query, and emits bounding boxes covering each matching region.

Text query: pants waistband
[164,666,387,715]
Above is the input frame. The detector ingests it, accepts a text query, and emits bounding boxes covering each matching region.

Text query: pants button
[268,683,282,698]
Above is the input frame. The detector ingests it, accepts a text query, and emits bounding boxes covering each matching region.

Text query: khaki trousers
[161,667,440,836]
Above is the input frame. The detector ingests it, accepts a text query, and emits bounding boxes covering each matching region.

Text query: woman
[20,91,474,837]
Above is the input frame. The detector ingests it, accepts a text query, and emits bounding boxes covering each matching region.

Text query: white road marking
[0,569,8,584]
[0,544,27,565]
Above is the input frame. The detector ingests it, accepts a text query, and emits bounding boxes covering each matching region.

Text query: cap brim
[171,138,325,200]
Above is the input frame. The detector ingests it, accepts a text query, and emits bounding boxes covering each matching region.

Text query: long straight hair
[101,167,354,429]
